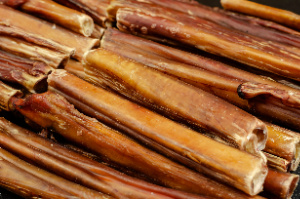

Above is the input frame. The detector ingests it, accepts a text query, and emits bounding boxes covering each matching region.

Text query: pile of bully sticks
[0,0,300,198]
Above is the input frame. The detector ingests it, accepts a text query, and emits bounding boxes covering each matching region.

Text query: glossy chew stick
[100,29,300,169]
[84,48,267,156]
[64,59,86,78]
[115,8,300,81]
[265,124,300,171]
[0,36,69,68]
[0,117,207,199]
[0,81,22,111]
[54,0,110,27]
[0,50,49,93]
[0,0,94,36]
[0,5,99,61]
[146,0,300,48]
[48,69,268,196]
[264,169,299,199]
[14,91,266,197]
[0,148,110,199]
[101,28,300,131]
[221,0,300,30]
[0,50,51,76]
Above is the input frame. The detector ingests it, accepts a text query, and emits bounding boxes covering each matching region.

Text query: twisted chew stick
[115,7,300,81]
[0,0,94,36]
[48,69,267,196]
[0,5,99,61]
[12,90,263,198]
[0,81,22,111]
[221,0,300,30]
[0,117,208,199]
[0,148,111,199]
[100,28,300,131]
[83,48,267,157]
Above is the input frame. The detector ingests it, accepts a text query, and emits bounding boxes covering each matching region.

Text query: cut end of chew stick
[19,0,95,37]
[0,81,22,111]
[221,0,300,30]
[264,169,299,199]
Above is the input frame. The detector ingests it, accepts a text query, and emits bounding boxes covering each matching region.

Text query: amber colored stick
[66,56,300,173]
[100,29,300,169]
[115,8,300,81]
[84,48,268,155]
[0,50,52,76]
[54,0,110,27]
[0,0,94,36]
[48,69,268,196]
[0,148,111,199]
[0,51,48,93]
[91,24,105,38]
[0,117,209,199]
[264,124,300,171]
[0,36,69,68]
[221,0,300,30]
[146,0,300,48]
[64,59,86,78]
[0,5,99,61]
[263,169,299,199]
[0,25,74,56]
[100,28,300,131]
[0,81,22,111]
[13,90,266,197]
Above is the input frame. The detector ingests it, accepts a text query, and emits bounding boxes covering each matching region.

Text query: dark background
[1,0,299,198]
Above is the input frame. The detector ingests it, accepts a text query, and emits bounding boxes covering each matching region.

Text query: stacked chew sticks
[0,0,300,198]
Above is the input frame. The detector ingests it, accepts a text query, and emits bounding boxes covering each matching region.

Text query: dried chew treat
[0,0,94,36]
[221,0,300,30]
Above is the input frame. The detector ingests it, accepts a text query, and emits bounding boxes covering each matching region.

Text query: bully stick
[83,48,267,156]
[53,0,110,27]
[100,28,300,131]
[0,117,209,199]
[0,58,47,93]
[12,90,267,197]
[91,24,105,38]
[115,7,300,81]
[221,0,300,30]
[0,0,94,36]
[0,36,69,68]
[48,69,268,196]
[0,5,99,61]
[0,148,111,199]
[264,152,291,172]
[146,0,300,48]
[0,81,22,111]
[265,123,300,171]
[0,25,74,56]
[0,50,52,76]
[64,59,86,78]
[263,169,299,199]
[100,29,300,167]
